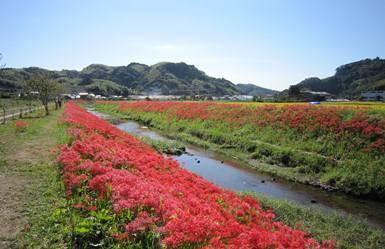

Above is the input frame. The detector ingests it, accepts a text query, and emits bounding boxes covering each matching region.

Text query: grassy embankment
[94,102,385,200]
[252,193,385,249]
[93,102,385,249]
[0,108,69,248]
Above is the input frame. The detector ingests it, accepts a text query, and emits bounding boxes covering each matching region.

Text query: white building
[361,91,385,101]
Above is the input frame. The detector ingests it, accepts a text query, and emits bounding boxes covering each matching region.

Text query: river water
[88,109,385,230]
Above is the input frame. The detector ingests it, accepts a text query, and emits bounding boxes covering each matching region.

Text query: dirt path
[0,175,29,248]
[0,114,59,249]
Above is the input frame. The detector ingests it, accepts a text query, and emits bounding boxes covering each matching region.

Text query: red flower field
[57,102,334,248]
[117,101,385,154]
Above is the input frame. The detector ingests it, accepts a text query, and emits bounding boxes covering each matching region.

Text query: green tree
[26,73,62,115]
[79,75,93,85]
[0,53,5,77]
[288,85,301,96]
[252,96,263,102]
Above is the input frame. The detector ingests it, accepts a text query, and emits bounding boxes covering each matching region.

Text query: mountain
[133,62,239,95]
[293,57,385,97]
[0,62,241,96]
[236,83,278,96]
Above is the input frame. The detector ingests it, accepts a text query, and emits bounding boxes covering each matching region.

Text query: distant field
[231,101,385,109]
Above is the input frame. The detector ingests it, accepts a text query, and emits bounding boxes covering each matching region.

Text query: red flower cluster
[117,101,385,153]
[15,120,28,132]
[58,102,334,249]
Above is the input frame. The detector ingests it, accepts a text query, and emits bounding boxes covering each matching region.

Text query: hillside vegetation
[236,83,278,96]
[293,58,385,97]
[4,57,384,98]
[0,62,271,96]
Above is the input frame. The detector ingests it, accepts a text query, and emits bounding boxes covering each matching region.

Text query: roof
[302,90,331,95]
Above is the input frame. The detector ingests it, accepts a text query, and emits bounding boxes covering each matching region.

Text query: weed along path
[88,108,385,230]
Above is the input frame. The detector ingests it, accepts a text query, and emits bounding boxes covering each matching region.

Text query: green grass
[0,108,69,248]
[140,136,186,155]
[252,193,385,249]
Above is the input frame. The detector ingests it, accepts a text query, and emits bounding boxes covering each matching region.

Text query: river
[88,108,385,230]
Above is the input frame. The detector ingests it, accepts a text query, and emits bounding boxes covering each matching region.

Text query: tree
[252,96,263,102]
[79,75,93,85]
[288,85,301,96]
[0,53,5,78]
[26,73,62,115]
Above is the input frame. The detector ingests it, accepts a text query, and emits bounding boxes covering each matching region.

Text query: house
[326,98,350,102]
[61,94,76,100]
[361,91,385,101]
[75,92,96,100]
[300,90,333,101]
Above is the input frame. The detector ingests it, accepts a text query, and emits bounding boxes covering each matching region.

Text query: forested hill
[294,58,385,97]
[236,83,278,96]
[0,62,273,96]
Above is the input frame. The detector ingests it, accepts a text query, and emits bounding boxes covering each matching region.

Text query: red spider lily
[15,120,28,132]
[114,101,385,153]
[86,205,97,212]
[73,202,84,209]
[57,102,334,249]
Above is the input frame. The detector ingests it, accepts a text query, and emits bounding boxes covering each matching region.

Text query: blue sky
[1,0,385,90]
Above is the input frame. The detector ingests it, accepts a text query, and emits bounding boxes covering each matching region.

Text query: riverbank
[64,103,341,248]
[253,193,385,249]
[94,101,385,200]
[90,104,385,248]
